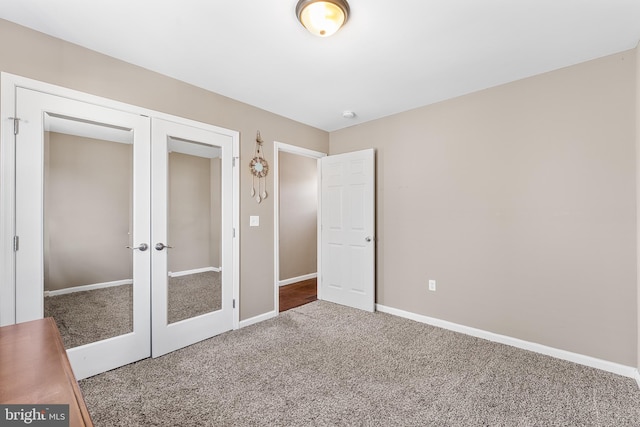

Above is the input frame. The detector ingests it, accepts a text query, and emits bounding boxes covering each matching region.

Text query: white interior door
[319,149,375,312]
[14,87,151,379]
[151,118,235,357]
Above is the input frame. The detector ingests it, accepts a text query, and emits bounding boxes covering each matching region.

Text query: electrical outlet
[428,279,436,292]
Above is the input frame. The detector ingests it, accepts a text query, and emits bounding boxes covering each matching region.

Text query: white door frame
[273,142,326,313]
[0,72,240,330]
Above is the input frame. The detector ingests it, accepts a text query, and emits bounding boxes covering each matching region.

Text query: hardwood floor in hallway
[279,278,317,312]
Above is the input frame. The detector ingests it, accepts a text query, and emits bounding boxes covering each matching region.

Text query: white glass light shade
[296,0,350,37]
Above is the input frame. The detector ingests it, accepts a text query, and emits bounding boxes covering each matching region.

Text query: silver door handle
[126,243,148,251]
[365,236,372,242]
[155,243,173,251]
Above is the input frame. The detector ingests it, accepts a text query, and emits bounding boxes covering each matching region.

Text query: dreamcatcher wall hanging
[249,131,269,203]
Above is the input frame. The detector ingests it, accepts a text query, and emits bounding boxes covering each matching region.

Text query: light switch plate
[250,216,259,227]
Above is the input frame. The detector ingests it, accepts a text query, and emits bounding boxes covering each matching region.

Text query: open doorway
[274,142,326,313]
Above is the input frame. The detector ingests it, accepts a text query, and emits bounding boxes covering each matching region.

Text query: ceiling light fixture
[296,0,350,37]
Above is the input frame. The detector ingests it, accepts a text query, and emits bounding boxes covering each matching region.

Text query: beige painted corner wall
[278,151,318,281]
[210,158,222,269]
[168,152,220,274]
[0,19,329,320]
[43,136,221,290]
[330,50,638,366]
[44,133,133,291]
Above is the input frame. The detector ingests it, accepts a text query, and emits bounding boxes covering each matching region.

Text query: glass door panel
[43,124,134,349]
[167,142,223,324]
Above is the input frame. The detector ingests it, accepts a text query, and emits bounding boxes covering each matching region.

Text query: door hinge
[9,117,20,135]
[233,228,236,238]
[232,299,236,309]
[13,236,19,251]
[232,157,239,167]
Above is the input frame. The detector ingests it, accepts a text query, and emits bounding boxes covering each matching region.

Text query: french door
[14,88,151,380]
[151,118,235,357]
[7,84,236,379]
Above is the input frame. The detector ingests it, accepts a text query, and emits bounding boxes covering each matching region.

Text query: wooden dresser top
[0,318,94,426]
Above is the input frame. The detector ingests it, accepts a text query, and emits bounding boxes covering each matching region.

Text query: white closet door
[15,87,151,380]
[150,118,235,357]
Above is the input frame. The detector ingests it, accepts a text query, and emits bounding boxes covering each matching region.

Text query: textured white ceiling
[1,0,639,131]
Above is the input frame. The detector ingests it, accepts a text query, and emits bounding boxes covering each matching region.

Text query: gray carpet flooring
[168,271,222,324]
[45,271,221,349]
[79,301,640,426]
[45,284,133,349]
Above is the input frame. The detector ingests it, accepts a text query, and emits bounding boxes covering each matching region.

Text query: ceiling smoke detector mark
[342,110,356,119]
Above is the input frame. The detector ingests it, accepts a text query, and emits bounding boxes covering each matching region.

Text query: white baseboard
[239,310,277,329]
[376,304,638,380]
[169,266,220,278]
[279,273,317,287]
[45,279,132,297]
[44,266,222,296]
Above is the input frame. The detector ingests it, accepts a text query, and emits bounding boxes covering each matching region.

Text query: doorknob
[155,243,173,251]
[126,243,148,251]
[365,236,372,242]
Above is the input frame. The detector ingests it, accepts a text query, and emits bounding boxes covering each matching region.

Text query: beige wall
[210,158,222,269]
[331,50,637,366]
[0,19,329,320]
[44,137,221,289]
[2,18,639,367]
[279,151,318,281]
[168,152,219,273]
[44,133,133,291]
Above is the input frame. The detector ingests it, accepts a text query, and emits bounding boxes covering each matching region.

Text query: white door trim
[0,72,240,330]
[273,142,326,314]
